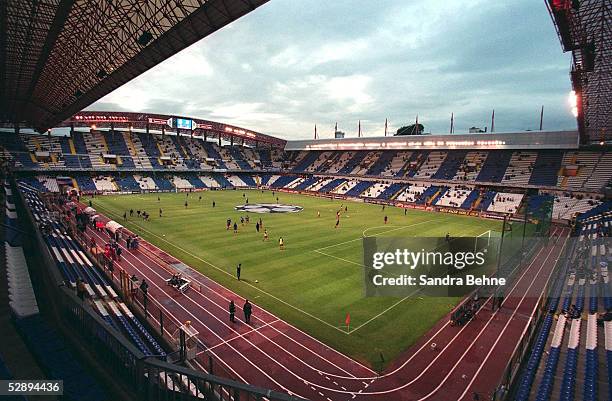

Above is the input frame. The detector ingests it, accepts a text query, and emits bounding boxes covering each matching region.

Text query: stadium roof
[0,0,269,132]
[547,0,611,143]
[61,110,286,146]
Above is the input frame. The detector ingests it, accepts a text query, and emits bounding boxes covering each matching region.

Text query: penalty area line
[314,218,434,253]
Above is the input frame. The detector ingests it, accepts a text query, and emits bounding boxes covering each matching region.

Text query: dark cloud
[90,0,576,139]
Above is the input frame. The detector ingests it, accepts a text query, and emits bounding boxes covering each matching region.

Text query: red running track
[83,208,568,401]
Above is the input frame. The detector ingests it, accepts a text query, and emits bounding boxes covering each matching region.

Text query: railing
[16,183,305,401]
[491,228,571,400]
[71,221,257,386]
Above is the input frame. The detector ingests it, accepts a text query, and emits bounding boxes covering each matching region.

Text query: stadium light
[568,90,578,117]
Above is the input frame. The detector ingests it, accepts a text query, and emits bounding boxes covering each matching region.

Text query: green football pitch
[85,189,501,368]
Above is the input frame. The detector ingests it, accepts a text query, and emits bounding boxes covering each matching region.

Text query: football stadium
[0,1,610,401]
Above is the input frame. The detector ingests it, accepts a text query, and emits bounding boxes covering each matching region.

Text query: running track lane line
[90,202,377,376]
[87,206,564,396]
[89,213,370,384]
[411,230,567,400]
[89,206,553,390]
[92,202,356,336]
[91,224,378,400]
[335,228,564,396]
[89,229,363,400]
[456,230,569,400]
[88,229,313,400]
[98,209,499,387]
[91,219,560,396]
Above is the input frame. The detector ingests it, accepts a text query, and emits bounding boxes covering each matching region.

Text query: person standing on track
[243,300,252,324]
[229,300,236,323]
[139,279,149,295]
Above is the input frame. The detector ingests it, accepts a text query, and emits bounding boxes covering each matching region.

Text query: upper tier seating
[528,151,563,187]
[453,151,487,181]
[412,151,445,179]
[476,150,512,183]
[432,151,467,180]
[501,151,537,186]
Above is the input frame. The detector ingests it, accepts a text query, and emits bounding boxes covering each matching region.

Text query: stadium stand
[5,180,110,401]
[513,208,611,401]
[476,150,513,183]
[2,131,610,224]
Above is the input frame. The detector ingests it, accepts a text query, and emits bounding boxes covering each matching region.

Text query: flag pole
[384,118,388,137]
[358,120,361,138]
[491,109,495,133]
[539,105,544,131]
[450,112,454,134]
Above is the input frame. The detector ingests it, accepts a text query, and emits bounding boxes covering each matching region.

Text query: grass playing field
[85,189,502,368]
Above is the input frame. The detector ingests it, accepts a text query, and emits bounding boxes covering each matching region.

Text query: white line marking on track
[93,203,378,378]
[196,319,280,354]
[94,203,350,334]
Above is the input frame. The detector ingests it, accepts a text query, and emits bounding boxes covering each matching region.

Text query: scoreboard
[175,118,195,130]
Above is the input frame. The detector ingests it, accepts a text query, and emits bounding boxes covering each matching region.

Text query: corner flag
[345,312,351,331]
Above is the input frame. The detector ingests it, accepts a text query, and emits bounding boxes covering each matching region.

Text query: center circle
[234,203,303,214]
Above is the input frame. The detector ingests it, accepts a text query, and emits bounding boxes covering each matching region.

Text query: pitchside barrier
[496,229,574,401]
[16,183,304,401]
[68,214,244,385]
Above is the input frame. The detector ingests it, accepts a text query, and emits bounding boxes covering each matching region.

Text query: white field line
[347,291,418,334]
[93,203,378,377]
[314,250,363,267]
[314,218,435,253]
[319,227,492,334]
[92,203,351,334]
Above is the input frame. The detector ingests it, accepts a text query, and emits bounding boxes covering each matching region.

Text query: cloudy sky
[88,0,576,139]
